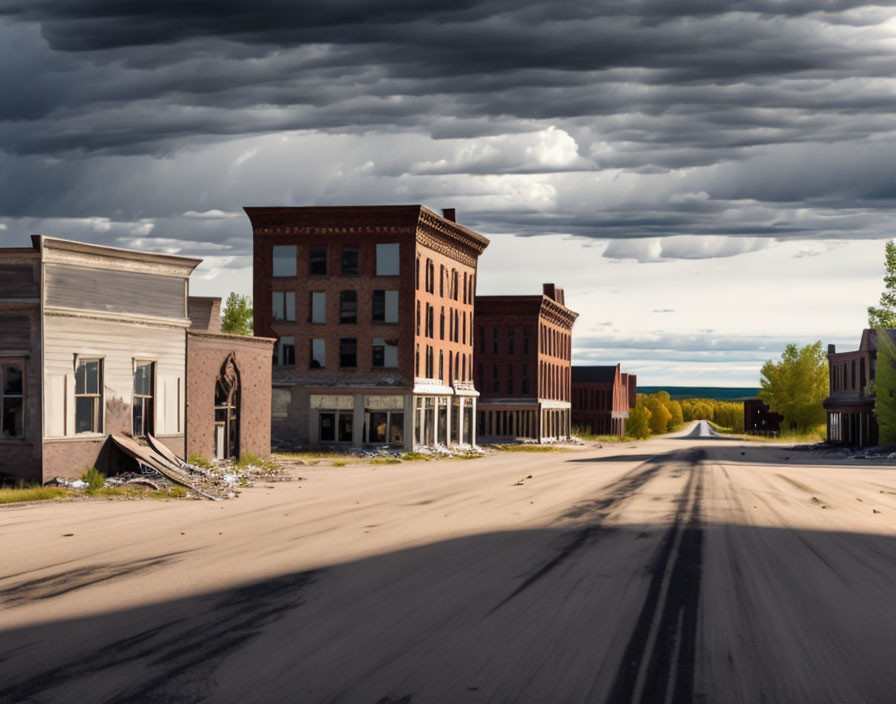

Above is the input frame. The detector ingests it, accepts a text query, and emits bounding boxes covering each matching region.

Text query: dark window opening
[310,246,327,275]
[340,338,357,368]
[340,290,358,324]
[342,246,359,276]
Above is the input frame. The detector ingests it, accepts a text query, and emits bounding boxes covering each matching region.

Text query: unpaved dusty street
[3,422,896,703]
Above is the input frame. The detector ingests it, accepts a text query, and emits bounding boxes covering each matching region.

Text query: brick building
[473,284,578,442]
[823,330,883,447]
[248,205,489,450]
[571,365,635,436]
[743,398,784,435]
[186,297,275,461]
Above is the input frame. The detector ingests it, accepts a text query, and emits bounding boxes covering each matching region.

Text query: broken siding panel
[0,316,30,350]
[44,263,186,320]
[0,264,38,299]
[43,316,186,439]
[156,375,182,434]
[45,374,66,437]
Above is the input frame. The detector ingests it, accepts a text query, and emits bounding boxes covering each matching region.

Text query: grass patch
[235,450,276,471]
[370,457,401,465]
[494,444,560,453]
[187,454,215,469]
[708,421,826,444]
[333,460,348,467]
[400,451,429,461]
[81,466,105,492]
[0,487,69,504]
[453,451,483,460]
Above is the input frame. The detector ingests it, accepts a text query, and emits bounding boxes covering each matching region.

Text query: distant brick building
[823,330,882,447]
[571,365,634,436]
[474,284,578,442]
[743,398,783,434]
[185,297,275,461]
[248,205,489,450]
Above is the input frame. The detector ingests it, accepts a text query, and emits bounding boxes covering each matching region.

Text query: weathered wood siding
[45,263,186,319]
[0,315,30,350]
[0,263,38,299]
[43,315,186,441]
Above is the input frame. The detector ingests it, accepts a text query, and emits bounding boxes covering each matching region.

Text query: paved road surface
[3,424,896,703]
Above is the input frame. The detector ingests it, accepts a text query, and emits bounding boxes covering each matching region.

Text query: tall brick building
[248,205,489,450]
[571,365,635,436]
[474,284,578,442]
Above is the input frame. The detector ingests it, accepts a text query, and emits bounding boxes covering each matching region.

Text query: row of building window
[415,345,471,383]
[1,359,159,440]
[477,363,532,395]
[417,302,470,343]
[275,337,398,369]
[830,358,866,394]
[273,290,399,325]
[540,325,571,360]
[416,257,474,303]
[573,387,615,411]
[272,243,400,278]
[478,326,532,355]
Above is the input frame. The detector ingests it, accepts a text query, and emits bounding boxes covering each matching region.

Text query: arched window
[449,351,454,384]
[452,270,459,300]
[214,353,240,460]
[415,257,420,290]
[440,265,445,297]
[439,351,444,380]
[415,345,420,376]
[440,307,445,340]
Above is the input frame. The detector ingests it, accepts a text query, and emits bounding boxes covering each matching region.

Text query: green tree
[758,342,828,431]
[646,395,672,435]
[627,399,652,439]
[868,241,896,328]
[221,293,253,335]
[873,329,896,443]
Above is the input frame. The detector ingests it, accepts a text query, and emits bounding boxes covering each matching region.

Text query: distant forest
[638,386,759,401]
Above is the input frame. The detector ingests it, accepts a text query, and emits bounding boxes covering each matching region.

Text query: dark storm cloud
[1,0,895,262]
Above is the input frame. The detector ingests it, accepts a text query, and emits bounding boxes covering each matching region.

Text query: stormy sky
[1,1,894,384]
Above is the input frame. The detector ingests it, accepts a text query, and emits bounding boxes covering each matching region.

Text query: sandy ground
[3,421,896,703]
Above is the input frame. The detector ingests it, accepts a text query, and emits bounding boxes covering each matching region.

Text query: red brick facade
[248,205,488,449]
[571,365,634,436]
[474,284,578,442]
[186,330,275,461]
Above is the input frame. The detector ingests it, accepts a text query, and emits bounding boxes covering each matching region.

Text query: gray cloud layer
[1,1,895,263]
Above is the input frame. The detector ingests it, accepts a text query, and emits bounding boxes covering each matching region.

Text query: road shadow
[3,518,896,703]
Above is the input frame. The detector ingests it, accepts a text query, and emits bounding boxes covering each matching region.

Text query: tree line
[625,391,745,439]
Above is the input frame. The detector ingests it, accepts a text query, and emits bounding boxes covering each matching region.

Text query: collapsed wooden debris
[111,434,231,501]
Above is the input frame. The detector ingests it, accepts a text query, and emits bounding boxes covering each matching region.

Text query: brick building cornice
[539,296,579,329]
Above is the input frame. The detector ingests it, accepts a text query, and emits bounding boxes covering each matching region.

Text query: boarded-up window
[45,264,185,320]
[272,246,297,277]
[376,244,400,276]
[311,292,326,323]
[155,375,182,435]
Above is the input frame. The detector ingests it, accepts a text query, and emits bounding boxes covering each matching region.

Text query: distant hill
[638,386,759,401]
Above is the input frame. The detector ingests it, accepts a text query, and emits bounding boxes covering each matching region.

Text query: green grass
[453,451,483,460]
[0,484,188,504]
[400,451,429,461]
[494,444,560,453]
[0,487,69,504]
[234,450,276,471]
[333,460,348,467]
[708,421,825,444]
[81,466,105,492]
[370,457,401,465]
[187,454,215,469]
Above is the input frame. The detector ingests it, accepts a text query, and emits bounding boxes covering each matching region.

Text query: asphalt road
[3,423,896,703]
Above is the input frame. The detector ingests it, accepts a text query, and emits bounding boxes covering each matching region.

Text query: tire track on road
[605,448,705,704]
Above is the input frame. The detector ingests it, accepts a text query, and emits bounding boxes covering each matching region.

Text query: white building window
[75,358,103,433]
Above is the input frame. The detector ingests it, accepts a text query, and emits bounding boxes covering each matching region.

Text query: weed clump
[81,467,106,492]
[187,454,215,469]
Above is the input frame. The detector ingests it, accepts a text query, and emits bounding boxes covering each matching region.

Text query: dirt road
[3,422,896,703]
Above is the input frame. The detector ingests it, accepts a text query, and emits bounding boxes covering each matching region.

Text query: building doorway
[214,353,240,460]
